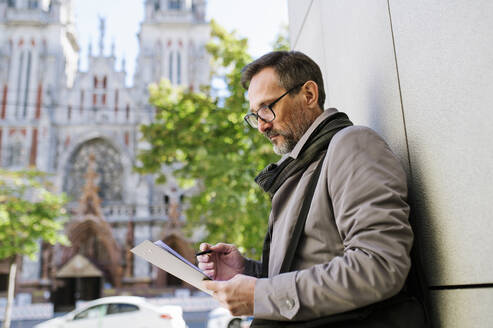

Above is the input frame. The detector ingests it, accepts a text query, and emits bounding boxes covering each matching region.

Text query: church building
[0,0,210,311]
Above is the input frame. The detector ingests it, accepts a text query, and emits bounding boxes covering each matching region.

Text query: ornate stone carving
[63,153,123,287]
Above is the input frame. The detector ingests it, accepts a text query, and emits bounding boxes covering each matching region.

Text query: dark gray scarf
[255,111,353,197]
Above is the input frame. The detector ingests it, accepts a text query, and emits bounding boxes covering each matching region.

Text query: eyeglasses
[244,83,305,129]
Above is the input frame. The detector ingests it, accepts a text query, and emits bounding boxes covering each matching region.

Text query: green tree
[137,21,280,258]
[272,24,290,51]
[0,169,68,328]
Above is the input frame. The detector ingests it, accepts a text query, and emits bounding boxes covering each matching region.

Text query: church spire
[98,16,105,56]
[111,37,115,57]
[88,37,92,57]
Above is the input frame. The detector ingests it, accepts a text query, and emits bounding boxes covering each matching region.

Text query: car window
[106,303,139,315]
[73,304,107,320]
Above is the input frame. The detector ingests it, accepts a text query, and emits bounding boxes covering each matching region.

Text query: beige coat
[244,108,413,321]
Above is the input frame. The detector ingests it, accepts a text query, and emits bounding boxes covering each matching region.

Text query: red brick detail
[29,128,38,167]
[93,94,97,105]
[102,94,106,105]
[124,132,129,146]
[9,128,15,136]
[1,85,7,119]
[35,84,42,119]
[178,39,183,47]
[64,136,70,147]
[18,38,24,47]
[20,129,26,136]
[31,39,35,46]
[167,39,172,47]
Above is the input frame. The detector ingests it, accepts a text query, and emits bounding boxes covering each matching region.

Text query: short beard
[264,112,315,155]
[272,132,297,155]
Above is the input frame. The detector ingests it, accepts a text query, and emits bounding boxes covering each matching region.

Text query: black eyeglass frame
[244,82,305,128]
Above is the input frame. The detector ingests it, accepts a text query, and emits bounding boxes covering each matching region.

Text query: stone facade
[0,0,210,309]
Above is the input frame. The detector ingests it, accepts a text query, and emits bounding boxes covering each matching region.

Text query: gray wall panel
[430,288,493,327]
[320,0,409,168]
[287,0,493,324]
[287,0,314,49]
[390,0,493,286]
[288,0,328,105]
[289,0,409,169]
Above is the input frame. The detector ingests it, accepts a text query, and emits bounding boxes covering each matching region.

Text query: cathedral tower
[134,0,210,105]
[0,0,78,171]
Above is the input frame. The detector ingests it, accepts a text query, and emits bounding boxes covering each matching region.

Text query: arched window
[114,89,119,114]
[80,90,85,113]
[154,0,160,11]
[14,48,32,119]
[163,195,170,214]
[169,52,174,83]
[15,51,24,118]
[177,52,181,84]
[23,51,32,118]
[94,76,98,88]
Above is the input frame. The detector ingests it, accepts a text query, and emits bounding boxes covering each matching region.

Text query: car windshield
[107,303,139,315]
[73,304,108,320]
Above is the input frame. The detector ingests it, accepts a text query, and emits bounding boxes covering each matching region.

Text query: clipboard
[131,240,213,295]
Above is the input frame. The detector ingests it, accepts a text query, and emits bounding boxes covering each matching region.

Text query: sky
[73,0,289,86]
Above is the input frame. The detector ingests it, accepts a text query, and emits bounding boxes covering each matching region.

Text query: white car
[207,307,252,328]
[34,296,186,328]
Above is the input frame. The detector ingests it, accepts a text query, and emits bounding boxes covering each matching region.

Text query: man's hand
[197,243,245,280]
[203,274,256,316]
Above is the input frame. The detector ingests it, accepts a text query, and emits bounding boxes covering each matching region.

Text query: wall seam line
[430,283,493,291]
[292,0,314,49]
[386,0,413,178]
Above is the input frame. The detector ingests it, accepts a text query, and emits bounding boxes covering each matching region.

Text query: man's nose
[257,118,272,133]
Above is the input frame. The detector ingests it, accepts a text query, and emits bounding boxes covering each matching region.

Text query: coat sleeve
[244,258,263,278]
[253,126,413,321]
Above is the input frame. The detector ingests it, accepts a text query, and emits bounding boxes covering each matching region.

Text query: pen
[195,249,213,256]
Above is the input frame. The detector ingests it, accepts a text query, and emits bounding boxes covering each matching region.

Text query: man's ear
[302,80,319,109]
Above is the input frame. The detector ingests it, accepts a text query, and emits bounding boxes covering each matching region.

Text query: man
[198,51,424,325]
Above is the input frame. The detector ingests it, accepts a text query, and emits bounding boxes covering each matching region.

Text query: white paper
[131,240,213,295]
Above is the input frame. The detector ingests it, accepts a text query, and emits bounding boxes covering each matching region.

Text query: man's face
[247,67,313,155]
